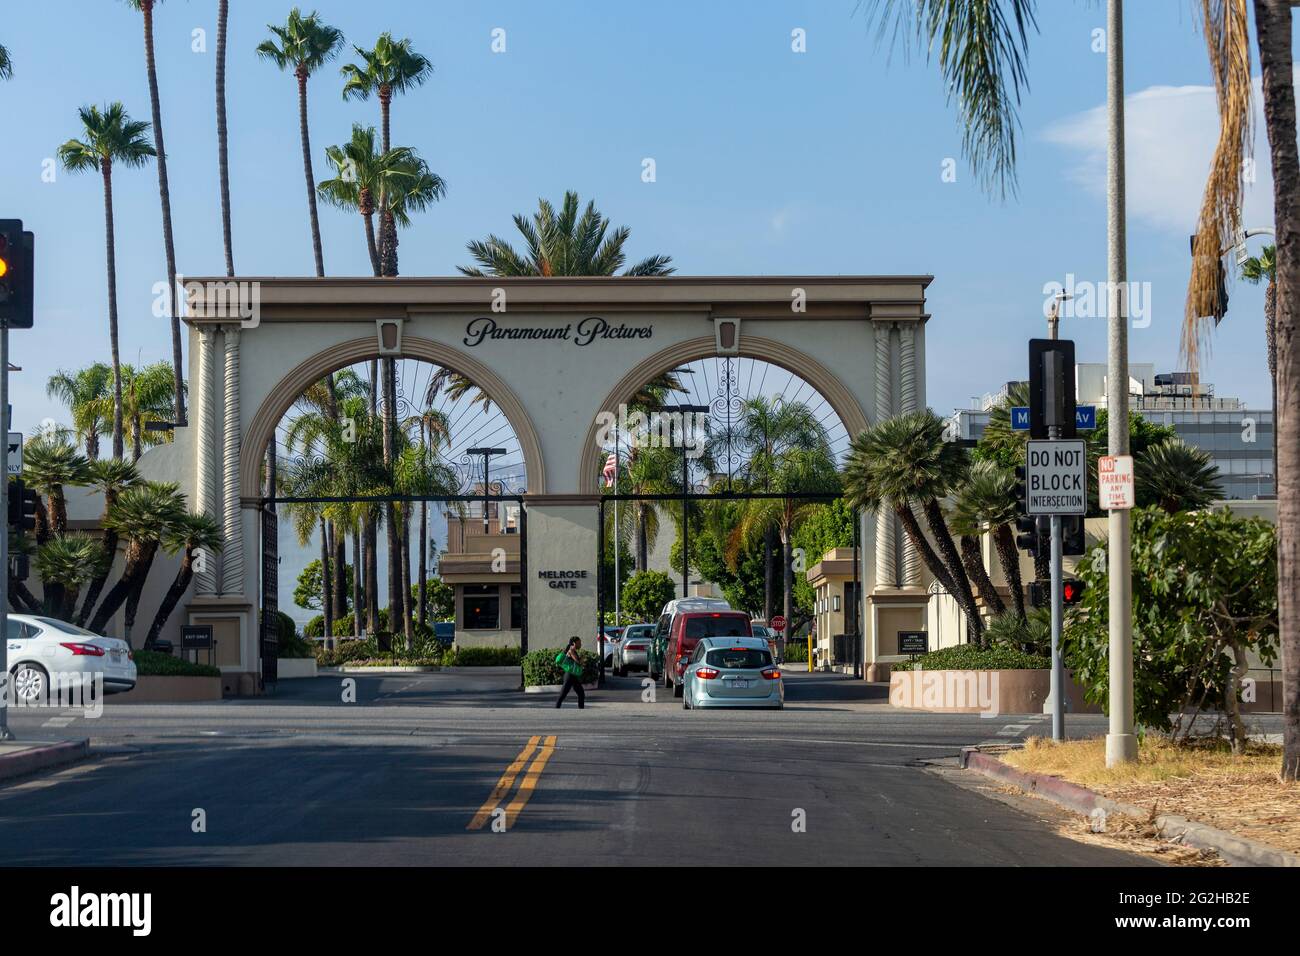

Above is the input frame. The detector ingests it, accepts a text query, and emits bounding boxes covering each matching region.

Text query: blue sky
[0,0,1293,435]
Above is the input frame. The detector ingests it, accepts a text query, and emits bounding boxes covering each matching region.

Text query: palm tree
[459,191,674,277]
[394,437,459,650]
[318,125,420,276]
[87,362,178,462]
[1136,438,1222,514]
[256,8,344,277]
[340,32,434,272]
[953,459,1025,620]
[404,406,452,630]
[376,150,445,277]
[143,512,223,650]
[123,0,185,427]
[216,0,234,275]
[58,103,156,460]
[35,535,106,621]
[88,481,187,643]
[1250,0,1300,781]
[47,364,112,459]
[76,458,140,626]
[0,43,12,80]
[22,437,91,539]
[844,410,984,641]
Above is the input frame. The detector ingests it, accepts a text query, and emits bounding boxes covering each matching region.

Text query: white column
[221,325,244,595]
[195,327,219,595]
[898,322,921,588]
[874,322,896,588]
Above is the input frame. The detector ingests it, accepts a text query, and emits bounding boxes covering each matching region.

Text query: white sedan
[6,614,137,704]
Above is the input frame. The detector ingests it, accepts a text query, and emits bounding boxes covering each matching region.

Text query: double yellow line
[466,735,557,831]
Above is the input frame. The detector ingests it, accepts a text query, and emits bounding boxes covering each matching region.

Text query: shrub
[522,647,599,687]
[621,570,677,622]
[984,608,1051,656]
[304,614,324,638]
[314,635,447,667]
[891,643,1050,672]
[133,649,221,678]
[445,645,521,667]
[783,640,808,663]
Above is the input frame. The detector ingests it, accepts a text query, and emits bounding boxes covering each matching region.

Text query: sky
[0,0,1294,439]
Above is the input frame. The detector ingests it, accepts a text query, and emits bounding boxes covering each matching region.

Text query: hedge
[522,647,600,687]
[444,646,521,667]
[890,644,1050,672]
[133,649,221,678]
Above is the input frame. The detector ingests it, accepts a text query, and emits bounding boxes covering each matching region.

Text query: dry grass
[1003,736,1300,857]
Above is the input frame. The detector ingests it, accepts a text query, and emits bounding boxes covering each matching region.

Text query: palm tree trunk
[144,552,194,650]
[960,533,1005,623]
[101,161,124,460]
[9,575,40,613]
[380,209,399,277]
[921,498,983,640]
[331,521,346,621]
[89,542,150,640]
[351,526,362,637]
[296,67,325,277]
[49,488,68,536]
[141,1,186,427]
[993,523,1027,619]
[132,410,143,462]
[895,503,955,594]
[782,527,794,650]
[1254,0,1300,781]
[637,507,648,571]
[78,521,119,626]
[763,526,775,622]
[42,582,65,618]
[401,505,414,649]
[418,499,428,629]
[123,544,160,643]
[319,517,334,645]
[217,0,234,276]
[363,212,381,276]
[378,90,391,266]
[365,511,380,632]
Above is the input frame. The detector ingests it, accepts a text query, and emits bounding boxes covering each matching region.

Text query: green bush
[133,649,221,678]
[984,608,1051,656]
[783,640,808,663]
[445,645,521,666]
[621,570,677,622]
[314,634,448,667]
[522,647,599,687]
[891,643,1050,672]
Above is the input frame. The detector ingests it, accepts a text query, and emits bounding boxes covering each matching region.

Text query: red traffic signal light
[1062,578,1086,605]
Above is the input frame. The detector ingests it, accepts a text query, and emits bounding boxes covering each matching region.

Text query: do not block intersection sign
[1025,440,1088,515]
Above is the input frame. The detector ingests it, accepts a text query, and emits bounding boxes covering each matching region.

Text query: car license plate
[111,651,122,662]
[726,679,750,689]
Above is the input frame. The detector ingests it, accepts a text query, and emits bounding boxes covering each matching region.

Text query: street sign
[898,631,928,655]
[1098,454,1135,510]
[180,624,214,649]
[770,615,786,633]
[1013,405,1093,432]
[6,433,20,475]
[1025,439,1088,515]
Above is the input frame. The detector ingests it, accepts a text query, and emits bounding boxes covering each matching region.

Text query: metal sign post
[0,316,10,740]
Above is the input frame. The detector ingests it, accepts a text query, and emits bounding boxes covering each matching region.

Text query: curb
[523,683,598,694]
[961,747,1300,868]
[0,739,90,782]
[322,666,442,674]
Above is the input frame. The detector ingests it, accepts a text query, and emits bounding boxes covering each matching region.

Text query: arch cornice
[577,334,871,496]
[240,335,547,499]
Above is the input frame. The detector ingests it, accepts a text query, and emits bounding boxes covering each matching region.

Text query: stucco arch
[240,335,547,500]
[576,334,872,495]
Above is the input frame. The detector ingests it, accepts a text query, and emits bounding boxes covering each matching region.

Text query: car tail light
[60,642,105,656]
[696,667,720,680]
[762,668,781,680]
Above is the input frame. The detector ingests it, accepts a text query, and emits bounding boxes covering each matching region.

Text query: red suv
[664,611,751,697]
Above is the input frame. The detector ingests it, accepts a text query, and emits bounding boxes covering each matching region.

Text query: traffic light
[7,478,38,533]
[1062,515,1086,556]
[1013,466,1048,557]
[1029,578,1086,609]
[0,219,35,329]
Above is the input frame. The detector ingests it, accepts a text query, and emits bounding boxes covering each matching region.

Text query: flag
[602,453,617,487]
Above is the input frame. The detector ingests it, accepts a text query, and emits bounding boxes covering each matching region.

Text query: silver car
[614,623,654,676]
[682,636,783,710]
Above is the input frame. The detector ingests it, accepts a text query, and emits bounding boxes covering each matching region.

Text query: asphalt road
[0,669,1211,866]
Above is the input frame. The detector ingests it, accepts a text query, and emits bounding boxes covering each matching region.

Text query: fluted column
[195,327,219,595]
[898,322,921,587]
[874,322,897,588]
[221,325,244,594]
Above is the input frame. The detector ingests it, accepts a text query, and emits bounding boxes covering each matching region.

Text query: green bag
[554,651,582,678]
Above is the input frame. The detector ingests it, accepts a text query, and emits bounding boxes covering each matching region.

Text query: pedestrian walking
[555,636,586,709]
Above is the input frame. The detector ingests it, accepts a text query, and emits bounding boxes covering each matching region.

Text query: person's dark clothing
[556,672,585,708]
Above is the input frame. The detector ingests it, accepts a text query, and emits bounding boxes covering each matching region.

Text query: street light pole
[467,447,507,535]
[0,316,11,740]
[1106,0,1137,766]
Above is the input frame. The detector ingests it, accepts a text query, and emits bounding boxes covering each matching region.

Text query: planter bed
[105,675,223,704]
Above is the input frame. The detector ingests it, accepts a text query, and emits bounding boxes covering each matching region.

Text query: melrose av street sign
[464,316,653,348]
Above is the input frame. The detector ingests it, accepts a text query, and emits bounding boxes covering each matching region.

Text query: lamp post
[654,404,708,598]
[467,447,507,534]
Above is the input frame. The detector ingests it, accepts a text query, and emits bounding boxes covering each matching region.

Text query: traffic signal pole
[0,315,11,740]
[1106,0,1137,766]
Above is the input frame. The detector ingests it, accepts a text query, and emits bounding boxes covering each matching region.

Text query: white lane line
[42,717,75,728]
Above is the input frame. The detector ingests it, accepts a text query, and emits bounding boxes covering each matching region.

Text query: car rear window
[682,616,750,640]
[705,648,772,669]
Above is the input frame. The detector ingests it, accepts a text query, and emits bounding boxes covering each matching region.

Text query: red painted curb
[0,739,90,782]
[962,747,1109,817]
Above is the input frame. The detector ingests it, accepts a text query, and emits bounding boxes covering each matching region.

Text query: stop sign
[770,615,786,633]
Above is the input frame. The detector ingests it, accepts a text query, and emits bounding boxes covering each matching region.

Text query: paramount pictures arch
[174,275,934,688]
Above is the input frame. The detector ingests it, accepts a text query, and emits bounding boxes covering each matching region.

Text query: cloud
[1042,69,1298,234]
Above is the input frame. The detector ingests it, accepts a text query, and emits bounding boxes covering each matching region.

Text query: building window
[463,585,500,629]
[510,585,523,629]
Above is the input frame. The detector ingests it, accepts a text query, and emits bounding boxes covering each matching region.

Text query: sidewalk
[0,739,90,782]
